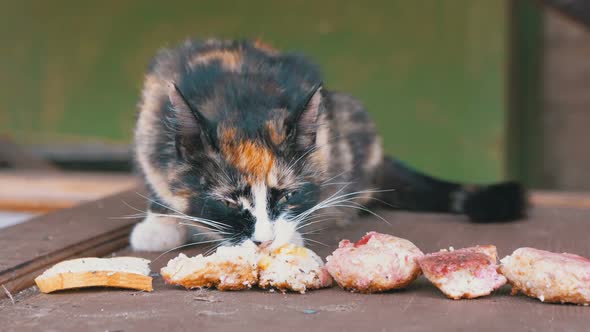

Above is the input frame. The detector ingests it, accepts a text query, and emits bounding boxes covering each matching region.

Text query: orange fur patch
[220,127,275,182]
[174,189,192,198]
[189,50,242,71]
[254,39,279,55]
[220,126,237,143]
[266,121,286,145]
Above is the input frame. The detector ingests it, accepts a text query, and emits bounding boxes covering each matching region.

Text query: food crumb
[193,295,221,303]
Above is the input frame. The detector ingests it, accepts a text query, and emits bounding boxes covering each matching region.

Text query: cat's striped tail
[373,156,527,222]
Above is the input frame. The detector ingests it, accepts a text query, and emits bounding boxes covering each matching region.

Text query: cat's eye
[278,191,296,205]
[224,199,238,208]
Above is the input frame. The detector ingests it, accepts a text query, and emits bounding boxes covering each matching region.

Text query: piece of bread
[499,247,590,305]
[325,231,424,293]
[258,243,333,294]
[35,257,153,293]
[161,240,259,291]
[419,245,507,300]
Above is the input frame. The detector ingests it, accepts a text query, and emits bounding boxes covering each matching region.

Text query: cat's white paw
[130,213,187,251]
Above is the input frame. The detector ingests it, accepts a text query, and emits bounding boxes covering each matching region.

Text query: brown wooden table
[1,189,589,331]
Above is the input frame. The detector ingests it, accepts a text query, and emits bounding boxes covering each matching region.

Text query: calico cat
[130,39,525,251]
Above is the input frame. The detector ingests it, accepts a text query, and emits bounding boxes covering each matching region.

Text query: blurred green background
[1,0,513,183]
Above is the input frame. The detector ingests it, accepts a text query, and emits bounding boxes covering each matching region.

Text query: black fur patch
[463,182,527,222]
[135,38,527,248]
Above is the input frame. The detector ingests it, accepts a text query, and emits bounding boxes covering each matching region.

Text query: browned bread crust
[35,271,153,293]
[161,261,257,291]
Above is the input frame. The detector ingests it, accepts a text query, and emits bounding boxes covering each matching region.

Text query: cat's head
[165,81,327,248]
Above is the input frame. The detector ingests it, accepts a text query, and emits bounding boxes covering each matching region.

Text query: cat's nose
[252,240,273,249]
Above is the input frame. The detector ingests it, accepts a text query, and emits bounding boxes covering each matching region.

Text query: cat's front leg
[130,203,188,251]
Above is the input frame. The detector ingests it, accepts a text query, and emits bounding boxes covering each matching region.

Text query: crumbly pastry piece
[419,245,507,299]
[325,232,424,293]
[161,241,259,291]
[499,247,590,305]
[258,244,333,293]
[35,257,153,293]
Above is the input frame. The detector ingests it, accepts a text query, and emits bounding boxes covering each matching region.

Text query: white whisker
[192,231,231,237]
[321,170,352,185]
[149,212,229,231]
[323,203,390,224]
[302,237,329,247]
[296,217,338,230]
[108,214,147,220]
[121,200,150,214]
[290,186,395,228]
[177,223,232,235]
[286,134,344,171]
[152,238,228,263]
[299,226,330,235]
[321,181,353,187]
[204,236,239,255]
[181,215,231,229]
[291,184,352,222]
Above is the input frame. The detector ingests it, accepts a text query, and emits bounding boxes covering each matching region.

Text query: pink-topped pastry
[325,232,424,293]
[419,245,506,299]
[499,247,590,305]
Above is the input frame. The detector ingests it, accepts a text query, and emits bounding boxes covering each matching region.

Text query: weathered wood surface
[0,171,138,212]
[0,189,144,298]
[540,0,590,28]
[530,190,590,208]
[1,189,589,331]
[0,137,59,172]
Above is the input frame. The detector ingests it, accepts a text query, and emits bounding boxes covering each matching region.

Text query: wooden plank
[1,188,588,300]
[540,9,590,190]
[530,191,590,209]
[539,0,590,28]
[0,137,59,172]
[2,200,590,331]
[0,212,36,229]
[0,171,138,212]
[0,189,145,298]
[0,235,129,300]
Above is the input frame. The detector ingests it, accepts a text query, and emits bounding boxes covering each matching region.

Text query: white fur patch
[364,137,383,172]
[251,183,273,243]
[272,217,303,248]
[250,182,302,246]
[450,190,467,213]
[238,197,252,210]
[130,212,188,251]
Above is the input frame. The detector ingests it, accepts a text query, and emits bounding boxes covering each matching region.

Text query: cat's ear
[288,84,323,147]
[168,82,216,157]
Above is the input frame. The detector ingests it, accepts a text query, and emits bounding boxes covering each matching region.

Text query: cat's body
[131,39,525,251]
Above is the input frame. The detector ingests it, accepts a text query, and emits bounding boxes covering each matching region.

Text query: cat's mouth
[250,218,304,249]
[255,240,274,250]
[248,221,301,244]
